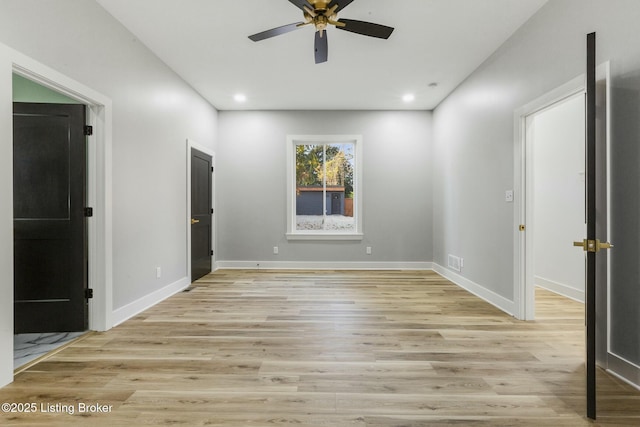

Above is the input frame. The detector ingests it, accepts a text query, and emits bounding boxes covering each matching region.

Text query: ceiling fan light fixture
[248,0,394,64]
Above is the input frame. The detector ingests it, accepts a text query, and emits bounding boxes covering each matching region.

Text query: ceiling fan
[248,0,394,64]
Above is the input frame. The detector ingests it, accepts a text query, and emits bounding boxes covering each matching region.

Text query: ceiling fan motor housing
[309,0,331,11]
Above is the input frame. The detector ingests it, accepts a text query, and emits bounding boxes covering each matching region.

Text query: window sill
[286,233,364,241]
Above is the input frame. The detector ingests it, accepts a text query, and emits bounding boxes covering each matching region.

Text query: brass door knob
[599,242,614,250]
[573,239,613,253]
[191,218,200,225]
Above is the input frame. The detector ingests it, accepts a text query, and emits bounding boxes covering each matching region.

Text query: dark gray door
[13,102,88,333]
[191,148,212,281]
[331,193,341,215]
[578,31,612,420]
[585,31,597,420]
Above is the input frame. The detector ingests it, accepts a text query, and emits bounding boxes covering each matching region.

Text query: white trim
[186,139,216,279]
[600,61,613,362]
[216,261,433,270]
[285,233,363,241]
[534,276,585,303]
[607,353,640,391]
[10,51,113,332]
[12,64,109,107]
[286,134,363,241]
[513,74,585,320]
[433,264,516,316]
[111,276,190,327]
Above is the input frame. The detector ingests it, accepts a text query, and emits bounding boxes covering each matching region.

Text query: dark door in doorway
[191,148,212,281]
[580,31,611,420]
[13,102,88,333]
[331,193,341,215]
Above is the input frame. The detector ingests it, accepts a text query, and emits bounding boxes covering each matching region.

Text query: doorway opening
[515,58,612,419]
[12,75,90,370]
[514,75,586,321]
[186,139,215,282]
[514,64,611,341]
[7,59,113,380]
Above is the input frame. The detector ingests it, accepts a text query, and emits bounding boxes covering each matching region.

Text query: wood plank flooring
[1,269,639,426]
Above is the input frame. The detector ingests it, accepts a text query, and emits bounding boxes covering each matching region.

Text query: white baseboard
[608,352,640,391]
[535,275,584,303]
[111,276,190,327]
[216,261,434,270]
[433,263,516,316]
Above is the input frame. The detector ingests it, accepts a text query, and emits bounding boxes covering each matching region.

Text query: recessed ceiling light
[402,94,415,103]
[234,93,247,103]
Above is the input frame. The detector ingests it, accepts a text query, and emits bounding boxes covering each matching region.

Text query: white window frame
[286,134,363,241]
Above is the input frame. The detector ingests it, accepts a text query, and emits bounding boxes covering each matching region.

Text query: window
[286,135,363,240]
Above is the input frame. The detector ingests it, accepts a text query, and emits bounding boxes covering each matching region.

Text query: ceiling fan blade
[336,19,394,39]
[289,0,312,11]
[249,22,304,42]
[315,31,328,64]
[329,0,355,13]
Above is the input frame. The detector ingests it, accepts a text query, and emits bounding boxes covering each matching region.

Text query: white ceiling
[96,0,547,111]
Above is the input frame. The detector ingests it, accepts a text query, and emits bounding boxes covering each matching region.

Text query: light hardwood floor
[1,269,639,426]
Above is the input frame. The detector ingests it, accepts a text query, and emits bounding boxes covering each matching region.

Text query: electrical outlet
[505,190,514,203]
[448,255,461,272]
[156,267,161,279]
[273,246,279,255]
[366,246,372,255]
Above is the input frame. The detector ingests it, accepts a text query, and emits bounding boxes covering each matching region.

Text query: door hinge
[85,288,94,299]
[211,208,214,214]
[84,207,93,217]
[210,250,214,256]
[211,166,214,172]
[84,125,93,136]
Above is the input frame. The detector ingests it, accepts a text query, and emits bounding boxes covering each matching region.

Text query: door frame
[11,52,113,333]
[186,139,215,280]
[513,62,611,350]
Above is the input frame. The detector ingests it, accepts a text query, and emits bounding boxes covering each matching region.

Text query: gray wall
[0,0,218,386]
[433,0,640,370]
[217,110,433,265]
